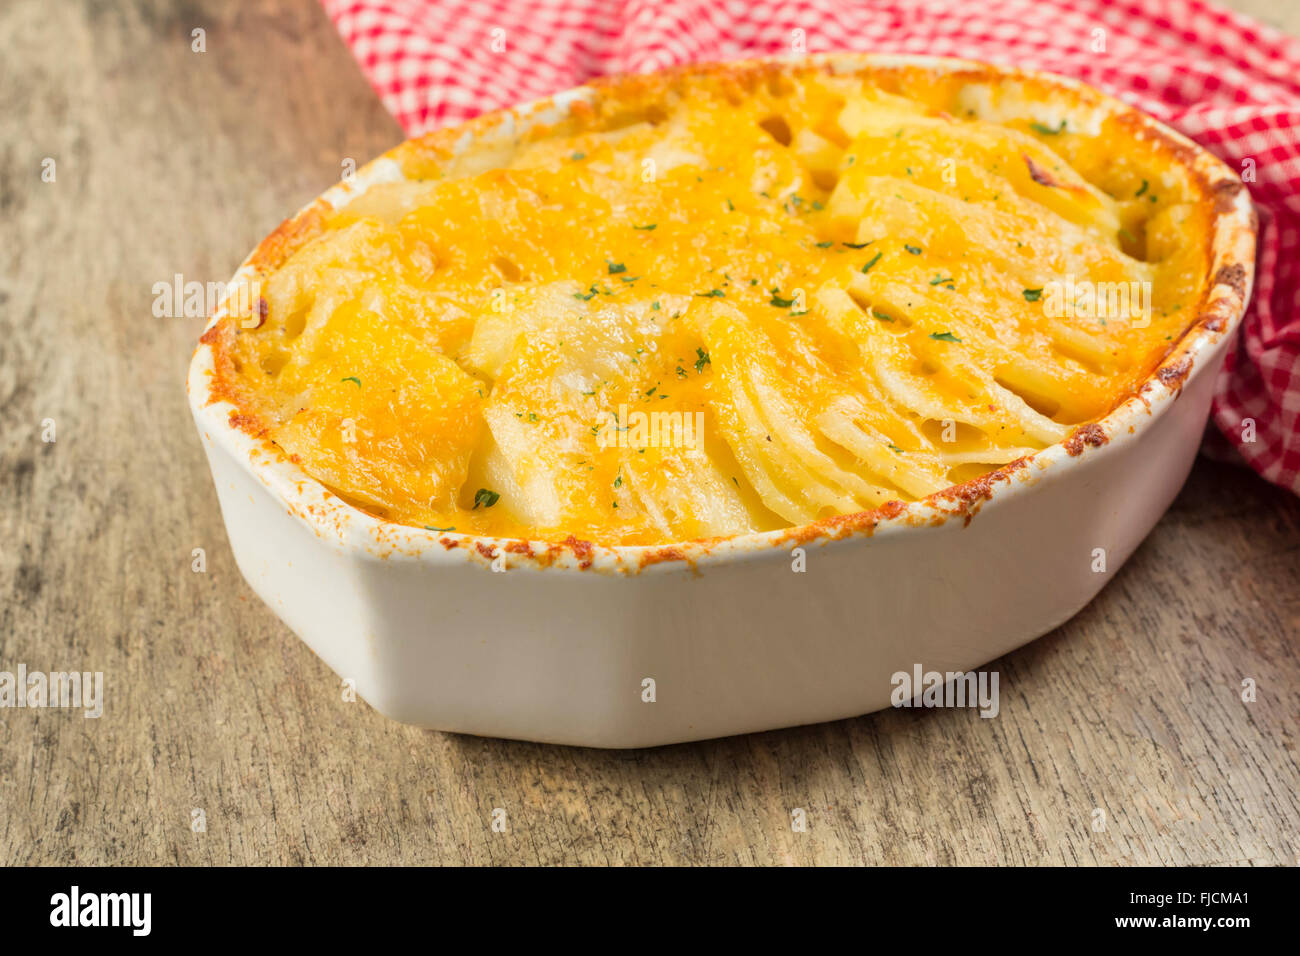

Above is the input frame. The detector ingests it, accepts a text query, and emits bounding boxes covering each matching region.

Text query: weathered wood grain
[1,0,1296,866]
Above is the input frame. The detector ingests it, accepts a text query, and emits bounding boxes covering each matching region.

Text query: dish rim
[187,52,1257,575]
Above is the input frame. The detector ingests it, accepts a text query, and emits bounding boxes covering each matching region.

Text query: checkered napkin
[321,0,1300,494]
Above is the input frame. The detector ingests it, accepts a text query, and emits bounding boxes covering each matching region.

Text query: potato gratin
[204,62,1219,546]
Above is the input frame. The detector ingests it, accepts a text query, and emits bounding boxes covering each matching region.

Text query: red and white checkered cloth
[322,0,1300,494]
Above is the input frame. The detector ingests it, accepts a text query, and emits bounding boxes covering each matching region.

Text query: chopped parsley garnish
[694,348,711,373]
[424,525,456,533]
[929,275,955,287]
[904,244,922,255]
[340,376,361,387]
[1029,119,1067,135]
[607,261,626,274]
[770,293,795,308]
[472,489,500,509]
[695,289,725,298]
[861,251,883,273]
[651,301,661,310]
[815,241,834,248]
[1023,288,1043,302]
[842,240,873,249]
[929,331,962,343]
[570,152,585,161]
[633,223,657,230]
[872,309,893,321]
[1135,179,1149,198]
[574,285,599,301]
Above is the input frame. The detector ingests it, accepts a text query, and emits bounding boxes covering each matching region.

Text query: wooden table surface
[2,0,1297,866]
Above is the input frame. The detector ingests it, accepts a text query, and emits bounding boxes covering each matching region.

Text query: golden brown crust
[247,200,331,272]
[199,54,1256,559]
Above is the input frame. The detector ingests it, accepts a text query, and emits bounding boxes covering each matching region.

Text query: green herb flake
[607,261,627,275]
[929,331,962,343]
[633,223,657,231]
[340,376,362,388]
[904,244,922,255]
[1023,287,1043,302]
[1029,119,1067,135]
[861,251,883,273]
[694,348,711,373]
[695,289,725,298]
[472,488,500,509]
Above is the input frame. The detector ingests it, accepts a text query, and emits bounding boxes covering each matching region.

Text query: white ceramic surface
[188,54,1255,747]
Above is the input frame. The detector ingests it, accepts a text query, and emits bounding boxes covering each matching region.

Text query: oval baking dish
[189,54,1255,748]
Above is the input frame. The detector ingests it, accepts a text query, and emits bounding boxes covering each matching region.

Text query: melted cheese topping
[212,67,1214,545]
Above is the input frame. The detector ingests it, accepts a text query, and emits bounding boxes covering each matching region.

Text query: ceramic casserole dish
[189,54,1255,747]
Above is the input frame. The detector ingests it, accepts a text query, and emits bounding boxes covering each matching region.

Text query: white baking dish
[188,54,1255,747]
